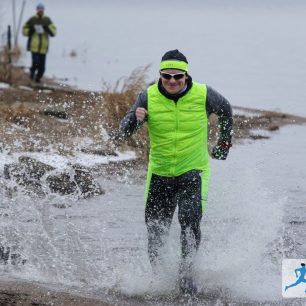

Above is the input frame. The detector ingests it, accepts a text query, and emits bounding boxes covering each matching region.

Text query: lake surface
[1,0,306,116]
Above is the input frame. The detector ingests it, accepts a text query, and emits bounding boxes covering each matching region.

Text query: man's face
[160,69,188,94]
[36,8,44,16]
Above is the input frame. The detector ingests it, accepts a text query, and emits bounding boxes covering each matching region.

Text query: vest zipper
[172,102,179,176]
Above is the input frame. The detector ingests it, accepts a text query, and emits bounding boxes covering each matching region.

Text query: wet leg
[30,52,39,81]
[145,174,176,268]
[35,54,46,83]
[177,170,202,294]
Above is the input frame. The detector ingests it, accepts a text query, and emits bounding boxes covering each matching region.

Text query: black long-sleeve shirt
[120,77,233,144]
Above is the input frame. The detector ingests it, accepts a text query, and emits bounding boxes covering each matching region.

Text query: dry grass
[0,63,24,84]
[0,45,22,62]
[101,65,151,158]
[262,110,288,119]
[0,46,24,84]
[101,65,150,131]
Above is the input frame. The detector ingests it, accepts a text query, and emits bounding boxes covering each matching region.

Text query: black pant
[30,52,46,82]
[145,170,203,276]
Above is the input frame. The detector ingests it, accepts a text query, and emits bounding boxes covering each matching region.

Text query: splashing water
[1,125,306,305]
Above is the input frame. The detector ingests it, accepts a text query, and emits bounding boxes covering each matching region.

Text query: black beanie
[161,49,188,63]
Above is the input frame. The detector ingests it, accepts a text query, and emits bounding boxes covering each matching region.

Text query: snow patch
[0,82,10,89]
[0,150,136,172]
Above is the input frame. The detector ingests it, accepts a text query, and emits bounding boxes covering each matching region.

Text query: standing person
[120,49,233,295]
[22,3,56,83]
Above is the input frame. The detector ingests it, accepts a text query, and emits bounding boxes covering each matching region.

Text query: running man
[120,49,233,295]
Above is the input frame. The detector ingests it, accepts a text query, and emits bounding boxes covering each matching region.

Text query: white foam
[0,150,136,171]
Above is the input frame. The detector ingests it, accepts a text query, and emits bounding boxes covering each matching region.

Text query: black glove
[212,142,232,160]
[43,25,54,36]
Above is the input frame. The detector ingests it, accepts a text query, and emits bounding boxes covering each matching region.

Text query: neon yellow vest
[147,82,209,176]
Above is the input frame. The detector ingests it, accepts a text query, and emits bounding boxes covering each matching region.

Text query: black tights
[145,170,202,275]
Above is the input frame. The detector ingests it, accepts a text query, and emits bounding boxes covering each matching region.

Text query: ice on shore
[0,150,136,172]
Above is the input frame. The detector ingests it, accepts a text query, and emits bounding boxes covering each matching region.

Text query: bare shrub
[101,65,150,130]
[262,111,287,119]
[0,46,23,84]
[0,63,11,82]
[0,45,22,62]
[101,65,152,159]
[0,63,24,85]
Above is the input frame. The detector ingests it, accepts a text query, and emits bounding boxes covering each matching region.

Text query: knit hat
[160,49,189,72]
[36,3,45,9]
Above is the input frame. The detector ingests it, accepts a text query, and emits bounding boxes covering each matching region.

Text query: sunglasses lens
[160,72,185,80]
[173,73,185,80]
[161,73,172,80]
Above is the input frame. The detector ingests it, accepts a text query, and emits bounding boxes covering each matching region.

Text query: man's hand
[135,107,147,122]
[212,142,232,160]
[43,25,54,36]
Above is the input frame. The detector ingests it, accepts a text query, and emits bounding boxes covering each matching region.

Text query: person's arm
[206,86,233,160]
[42,17,56,37]
[22,17,34,37]
[119,90,148,138]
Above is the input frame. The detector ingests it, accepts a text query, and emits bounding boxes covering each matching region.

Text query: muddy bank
[1,80,306,160]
